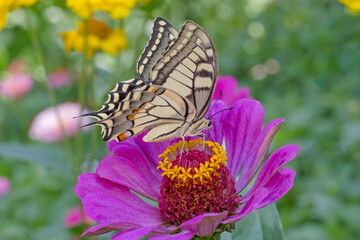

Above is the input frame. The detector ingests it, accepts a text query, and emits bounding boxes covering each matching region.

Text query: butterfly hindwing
[88,86,196,142]
[150,20,218,119]
[137,17,179,82]
[80,78,146,121]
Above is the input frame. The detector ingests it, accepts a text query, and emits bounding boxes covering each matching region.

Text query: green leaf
[230,203,285,240]
[0,143,71,176]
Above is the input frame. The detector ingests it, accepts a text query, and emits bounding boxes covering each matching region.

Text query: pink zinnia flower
[65,206,93,228]
[213,76,250,106]
[48,69,72,88]
[0,177,10,198]
[0,73,33,99]
[29,102,88,142]
[75,99,298,239]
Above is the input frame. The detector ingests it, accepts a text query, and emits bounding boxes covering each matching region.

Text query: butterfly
[82,17,218,143]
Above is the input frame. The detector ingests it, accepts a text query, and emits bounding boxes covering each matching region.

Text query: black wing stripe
[137,17,179,81]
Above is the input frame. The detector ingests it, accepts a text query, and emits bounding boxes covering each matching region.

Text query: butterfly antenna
[208,90,222,117]
[209,106,233,119]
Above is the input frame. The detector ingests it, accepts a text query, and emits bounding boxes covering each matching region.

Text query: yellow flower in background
[66,0,138,19]
[339,0,360,14]
[0,0,39,29]
[61,19,127,57]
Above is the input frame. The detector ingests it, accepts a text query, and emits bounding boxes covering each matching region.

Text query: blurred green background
[0,0,359,239]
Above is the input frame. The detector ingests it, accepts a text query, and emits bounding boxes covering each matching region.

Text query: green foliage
[225,204,285,240]
[0,0,359,239]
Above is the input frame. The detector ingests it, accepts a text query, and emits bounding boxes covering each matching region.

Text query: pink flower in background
[0,73,34,99]
[65,206,93,228]
[29,102,89,142]
[7,58,29,74]
[213,76,251,106]
[75,99,298,239]
[48,69,72,88]
[0,177,10,198]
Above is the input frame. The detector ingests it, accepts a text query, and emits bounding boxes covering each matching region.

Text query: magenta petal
[213,76,238,101]
[82,222,142,237]
[108,140,162,183]
[111,226,158,240]
[148,231,195,240]
[236,87,250,99]
[224,99,264,178]
[82,193,163,226]
[221,188,268,224]
[75,173,129,200]
[204,100,227,143]
[180,211,228,237]
[241,145,299,202]
[96,155,160,200]
[213,76,250,106]
[82,222,113,237]
[236,118,284,192]
[108,133,170,168]
[257,168,296,208]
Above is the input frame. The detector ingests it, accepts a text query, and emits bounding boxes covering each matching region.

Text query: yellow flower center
[157,139,227,184]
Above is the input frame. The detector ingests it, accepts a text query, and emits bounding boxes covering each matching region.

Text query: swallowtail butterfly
[82,17,218,142]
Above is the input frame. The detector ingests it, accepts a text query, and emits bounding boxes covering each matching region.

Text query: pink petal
[180,211,228,237]
[221,188,268,224]
[148,231,195,240]
[28,102,89,142]
[75,174,163,229]
[0,177,10,198]
[241,145,299,202]
[82,222,136,237]
[108,133,171,168]
[82,221,175,237]
[213,76,250,106]
[224,99,264,178]
[96,154,160,200]
[257,168,296,208]
[82,193,163,227]
[111,226,158,240]
[64,205,92,228]
[108,140,162,182]
[0,73,33,99]
[236,87,251,99]
[236,118,284,192]
[75,172,130,200]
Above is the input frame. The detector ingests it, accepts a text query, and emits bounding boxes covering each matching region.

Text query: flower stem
[25,9,72,152]
[75,19,89,177]
[88,57,98,167]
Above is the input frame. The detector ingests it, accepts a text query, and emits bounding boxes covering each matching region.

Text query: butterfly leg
[168,139,174,149]
[179,136,186,163]
[208,129,221,151]
[201,132,206,152]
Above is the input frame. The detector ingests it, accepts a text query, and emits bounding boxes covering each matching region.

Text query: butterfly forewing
[137,17,179,82]
[150,20,218,119]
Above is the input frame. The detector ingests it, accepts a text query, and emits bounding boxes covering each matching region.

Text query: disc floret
[157,139,240,225]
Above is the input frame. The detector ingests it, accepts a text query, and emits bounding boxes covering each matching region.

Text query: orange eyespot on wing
[117,131,133,141]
